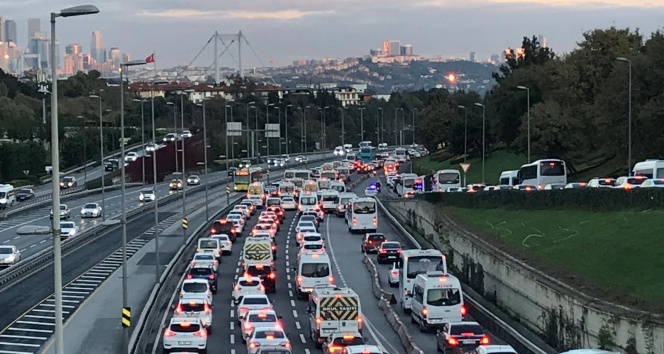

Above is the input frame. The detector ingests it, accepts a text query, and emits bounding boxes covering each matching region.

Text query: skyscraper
[109,47,121,69]
[4,19,17,43]
[0,17,4,44]
[28,18,41,39]
[470,51,476,62]
[65,43,81,55]
[91,31,105,63]
[389,40,400,56]
[401,45,413,56]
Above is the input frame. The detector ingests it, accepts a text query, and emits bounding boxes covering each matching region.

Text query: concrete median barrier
[16,226,51,236]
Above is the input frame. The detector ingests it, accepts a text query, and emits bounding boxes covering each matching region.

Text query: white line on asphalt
[287,283,292,289]
[295,322,301,330]
[289,290,293,297]
[285,261,289,267]
[305,349,311,354]
[299,334,306,343]
[230,322,234,330]
[7,327,52,333]
[290,300,296,307]
[292,310,298,318]
[230,310,234,317]
[230,334,235,344]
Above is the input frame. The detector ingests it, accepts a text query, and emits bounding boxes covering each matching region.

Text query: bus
[517,159,567,189]
[358,141,372,149]
[234,167,263,191]
[247,182,264,197]
[346,197,377,233]
[284,170,297,180]
[359,147,375,162]
[397,249,447,313]
[383,158,398,174]
[433,169,461,192]
[320,170,337,181]
[632,159,664,179]
[396,173,418,196]
[394,148,407,163]
[499,170,519,186]
[278,181,295,197]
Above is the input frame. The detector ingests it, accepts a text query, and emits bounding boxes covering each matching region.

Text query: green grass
[447,207,664,306]
[413,150,527,185]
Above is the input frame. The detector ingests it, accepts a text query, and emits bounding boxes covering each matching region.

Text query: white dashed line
[230,334,235,344]
[292,310,298,318]
[289,290,293,297]
[230,322,234,330]
[299,334,307,343]
[295,321,301,330]
[290,300,296,307]
[230,309,234,317]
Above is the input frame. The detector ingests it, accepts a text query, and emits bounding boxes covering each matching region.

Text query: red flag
[145,54,154,63]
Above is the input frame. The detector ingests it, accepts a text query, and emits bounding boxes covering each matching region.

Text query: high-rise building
[0,17,4,44]
[90,31,105,63]
[470,51,476,62]
[401,45,413,56]
[122,52,131,63]
[28,18,41,39]
[4,19,17,43]
[389,40,400,56]
[65,43,81,55]
[109,47,121,69]
[369,49,380,57]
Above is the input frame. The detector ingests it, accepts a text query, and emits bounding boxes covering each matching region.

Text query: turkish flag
[145,54,155,63]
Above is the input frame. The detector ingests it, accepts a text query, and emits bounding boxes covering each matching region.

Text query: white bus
[397,249,447,313]
[397,173,418,196]
[433,169,461,192]
[517,159,567,189]
[410,271,465,331]
[278,181,296,197]
[499,170,519,186]
[394,148,407,163]
[359,141,372,149]
[346,197,377,233]
[294,169,312,180]
[298,192,318,212]
[632,159,664,179]
[284,169,298,180]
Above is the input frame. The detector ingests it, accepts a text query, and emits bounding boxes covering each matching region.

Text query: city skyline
[1,0,663,68]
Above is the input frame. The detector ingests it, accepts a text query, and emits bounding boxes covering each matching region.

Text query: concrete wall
[384,199,664,353]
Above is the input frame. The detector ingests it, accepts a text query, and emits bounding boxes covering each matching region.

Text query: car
[436,321,489,353]
[169,179,184,190]
[543,183,566,190]
[145,142,157,152]
[180,279,213,304]
[472,345,518,354]
[239,159,252,169]
[80,203,102,218]
[181,130,193,138]
[161,318,208,354]
[186,266,218,294]
[240,200,257,215]
[361,233,386,254]
[280,197,297,211]
[334,146,345,156]
[640,179,664,188]
[256,347,292,354]
[0,246,21,267]
[210,234,233,255]
[299,214,319,228]
[124,152,139,162]
[281,154,291,163]
[266,205,286,221]
[59,176,77,189]
[240,309,281,343]
[16,188,34,202]
[297,156,308,164]
[233,205,252,219]
[364,184,378,197]
[60,221,79,238]
[191,253,219,273]
[236,294,273,324]
[104,158,119,171]
[50,204,71,219]
[265,186,277,196]
[228,167,239,176]
[246,327,290,354]
[227,213,246,227]
[163,133,178,142]
[376,241,401,263]
[564,182,587,189]
[295,227,318,247]
[139,189,156,202]
[252,223,276,238]
[233,276,266,304]
[210,219,238,242]
[343,345,387,354]
[231,220,245,234]
[322,332,366,354]
[587,177,616,188]
[187,175,201,186]
[387,262,399,287]
[173,294,213,331]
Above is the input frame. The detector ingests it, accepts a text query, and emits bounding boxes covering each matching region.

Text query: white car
[50,204,71,219]
[139,189,156,202]
[236,294,273,324]
[233,205,252,219]
[246,327,291,354]
[233,276,265,304]
[181,130,193,138]
[163,133,177,142]
[280,197,297,210]
[162,318,208,353]
[364,184,378,197]
[191,253,218,273]
[60,221,79,238]
[80,203,102,218]
[0,246,21,267]
[173,293,213,330]
[180,279,212,304]
[295,226,317,247]
[240,309,281,343]
[473,345,518,354]
[231,219,245,234]
[640,179,664,188]
[187,175,201,186]
[344,345,387,354]
[334,146,345,156]
[387,263,399,287]
[145,142,157,152]
[227,211,246,223]
[210,234,232,255]
[124,152,138,162]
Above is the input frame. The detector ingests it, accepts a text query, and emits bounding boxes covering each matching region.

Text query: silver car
[246,327,290,354]
[80,203,102,218]
[60,221,79,238]
[173,293,213,331]
[387,262,399,287]
[0,246,21,267]
[139,189,156,202]
[50,204,70,219]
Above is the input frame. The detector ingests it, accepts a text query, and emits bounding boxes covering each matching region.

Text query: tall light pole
[359,107,366,142]
[616,57,633,175]
[316,107,322,149]
[254,105,259,158]
[120,58,147,354]
[134,98,147,184]
[411,108,417,144]
[226,104,233,163]
[474,103,486,184]
[379,107,384,144]
[266,103,275,160]
[458,105,468,162]
[304,106,311,152]
[339,107,346,146]
[179,91,193,244]
[166,102,178,173]
[394,108,403,145]
[50,6,99,354]
[149,82,160,283]
[323,106,329,149]
[89,94,106,221]
[517,86,531,163]
[285,104,292,154]
[197,100,210,220]
[246,101,255,159]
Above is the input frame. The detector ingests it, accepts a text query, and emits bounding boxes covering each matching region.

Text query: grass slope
[414,150,527,185]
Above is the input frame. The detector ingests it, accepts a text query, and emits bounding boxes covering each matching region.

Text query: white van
[319,190,340,213]
[0,184,15,209]
[329,180,346,193]
[499,170,519,187]
[410,271,465,332]
[298,192,318,213]
[197,238,221,260]
[294,251,333,299]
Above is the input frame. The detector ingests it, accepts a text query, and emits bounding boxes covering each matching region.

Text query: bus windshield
[300,196,317,205]
[403,179,415,188]
[235,174,250,184]
[540,161,565,176]
[353,201,375,214]
[295,172,310,179]
[437,173,460,184]
[406,256,445,279]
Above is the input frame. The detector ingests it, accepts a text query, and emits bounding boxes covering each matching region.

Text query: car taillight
[315,316,322,326]
[249,342,260,349]
[481,336,490,345]
[174,305,182,315]
[244,322,252,330]
[328,346,341,353]
[397,249,401,253]
[373,216,377,227]
[328,275,334,284]
[204,303,211,315]
[209,274,215,280]
[379,249,387,254]
[447,337,459,346]
[356,316,363,326]
[210,228,216,234]
[422,306,428,318]
[461,304,467,316]
[186,274,192,279]
[163,329,176,337]
[194,328,207,337]
[297,276,303,285]
[353,218,357,226]
[391,270,398,276]
[269,272,276,279]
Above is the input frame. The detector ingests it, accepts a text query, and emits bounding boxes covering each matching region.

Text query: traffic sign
[226,186,231,195]
[460,162,471,174]
[267,170,270,175]
[122,307,131,327]
[181,218,188,230]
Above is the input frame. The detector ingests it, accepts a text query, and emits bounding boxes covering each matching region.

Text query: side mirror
[291,267,296,272]
[278,315,283,319]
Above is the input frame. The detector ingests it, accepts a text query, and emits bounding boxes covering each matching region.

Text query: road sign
[181,218,188,230]
[226,122,242,137]
[460,162,471,174]
[23,170,30,176]
[267,170,270,175]
[226,186,231,195]
[122,307,131,328]
[265,123,280,138]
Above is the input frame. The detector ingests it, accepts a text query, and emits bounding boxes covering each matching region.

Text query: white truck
[307,285,363,348]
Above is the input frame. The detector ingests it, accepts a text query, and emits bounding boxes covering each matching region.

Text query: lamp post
[378,107,384,144]
[50,6,99,354]
[411,108,417,144]
[166,102,178,173]
[616,57,633,175]
[359,107,366,142]
[120,58,147,354]
[297,107,303,152]
[246,101,255,159]
[254,105,259,158]
[133,98,146,184]
[339,107,346,146]
[517,86,531,163]
[266,103,275,162]
[226,104,233,163]
[474,103,486,184]
[285,104,292,154]
[178,90,194,244]
[89,94,106,221]
[197,100,210,220]
[304,106,311,152]
[457,105,467,162]
[149,81,160,283]
[323,106,329,149]
[316,107,322,149]
[76,115,87,182]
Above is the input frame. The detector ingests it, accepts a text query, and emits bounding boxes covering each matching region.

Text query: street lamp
[197,100,210,220]
[304,106,311,152]
[411,108,417,145]
[166,101,178,173]
[89,94,106,221]
[285,104,292,154]
[148,81,160,283]
[474,102,486,184]
[394,108,403,145]
[266,103,275,160]
[50,5,99,354]
[359,107,366,142]
[134,98,147,184]
[226,104,234,162]
[316,107,323,149]
[457,105,468,163]
[517,86,531,163]
[323,106,329,149]
[378,107,384,144]
[339,107,346,146]
[616,57,633,175]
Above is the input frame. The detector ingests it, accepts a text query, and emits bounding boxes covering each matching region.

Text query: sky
[2,0,664,68]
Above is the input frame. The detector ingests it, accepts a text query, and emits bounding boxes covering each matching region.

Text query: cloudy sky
[3,0,664,68]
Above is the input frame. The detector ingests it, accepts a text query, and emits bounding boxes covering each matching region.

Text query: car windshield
[0,248,13,254]
[18,189,31,194]
[182,283,208,293]
[450,323,484,335]
[84,204,97,209]
[300,216,315,222]
[170,322,201,332]
[61,222,75,229]
[282,198,294,202]
[248,313,278,323]
[331,336,364,346]
[63,177,74,182]
[367,234,385,241]
[382,243,400,249]
[59,205,67,211]
[199,240,218,248]
[247,266,272,276]
[239,279,260,287]
[300,263,330,277]
[180,302,206,312]
[267,199,281,206]
[255,330,285,339]
[194,254,214,261]
[214,236,229,241]
[298,222,315,228]
[353,201,376,214]
[189,175,199,179]
[427,288,462,306]
[303,235,321,242]
[141,189,153,194]
[242,297,269,305]
[189,268,213,277]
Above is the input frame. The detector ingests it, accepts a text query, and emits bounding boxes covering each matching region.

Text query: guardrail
[374,197,553,354]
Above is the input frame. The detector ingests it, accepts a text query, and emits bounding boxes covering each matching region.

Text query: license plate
[462,340,477,344]
[187,313,197,317]
[177,341,191,345]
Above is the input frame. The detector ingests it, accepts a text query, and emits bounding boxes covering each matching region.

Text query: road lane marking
[299,334,306,343]
[295,322,301,330]
[292,310,298,318]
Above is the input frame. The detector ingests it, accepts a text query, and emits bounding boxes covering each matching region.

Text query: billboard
[226,122,242,136]
[265,123,280,138]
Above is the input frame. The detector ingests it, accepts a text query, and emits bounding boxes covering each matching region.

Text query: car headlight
[6,255,15,262]
[80,210,85,215]
[68,182,73,187]
[139,195,144,200]
[69,230,76,236]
